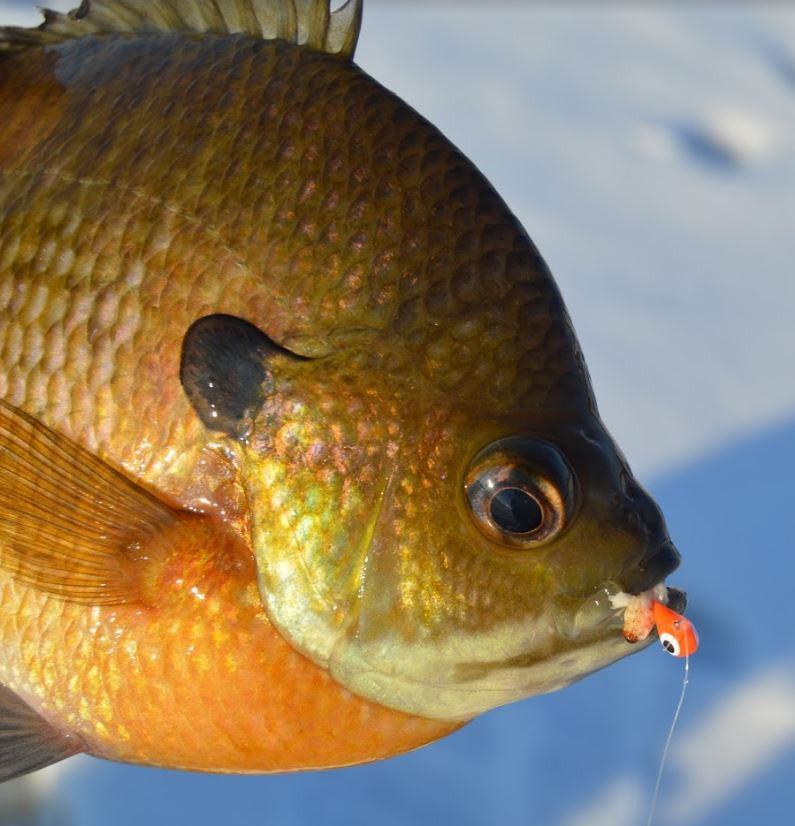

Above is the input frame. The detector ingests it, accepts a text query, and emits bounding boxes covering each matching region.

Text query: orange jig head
[652,600,699,657]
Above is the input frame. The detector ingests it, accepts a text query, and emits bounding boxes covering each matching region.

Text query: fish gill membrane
[0,0,690,781]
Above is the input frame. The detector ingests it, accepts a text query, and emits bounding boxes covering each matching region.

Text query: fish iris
[464,437,576,549]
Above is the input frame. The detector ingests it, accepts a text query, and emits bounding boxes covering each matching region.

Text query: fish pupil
[489,488,543,534]
[662,639,676,653]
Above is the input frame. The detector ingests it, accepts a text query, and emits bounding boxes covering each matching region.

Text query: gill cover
[180,315,307,440]
[220,341,678,721]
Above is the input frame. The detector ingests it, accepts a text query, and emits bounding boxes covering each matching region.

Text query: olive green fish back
[0,0,593,423]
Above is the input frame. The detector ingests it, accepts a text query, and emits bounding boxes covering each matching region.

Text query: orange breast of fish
[0,33,462,769]
[0,523,456,770]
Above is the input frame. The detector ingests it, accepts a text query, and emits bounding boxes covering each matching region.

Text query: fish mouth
[618,539,681,595]
[561,540,685,641]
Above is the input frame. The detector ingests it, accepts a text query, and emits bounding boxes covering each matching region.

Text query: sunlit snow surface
[0,2,793,824]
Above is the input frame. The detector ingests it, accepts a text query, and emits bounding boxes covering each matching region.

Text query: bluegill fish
[0,0,684,780]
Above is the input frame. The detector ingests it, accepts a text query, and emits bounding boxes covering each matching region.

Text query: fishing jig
[652,600,699,657]
[645,599,699,826]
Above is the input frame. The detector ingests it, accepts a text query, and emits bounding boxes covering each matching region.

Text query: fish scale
[0,536,457,770]
[0,29,463,762]
[1,33,582,410]
[0,0,687,780]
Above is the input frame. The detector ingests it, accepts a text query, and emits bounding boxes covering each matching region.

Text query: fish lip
[564,542,686,640]
[562,579,688,648]
[665,586,687,614]
[618,539,681,596]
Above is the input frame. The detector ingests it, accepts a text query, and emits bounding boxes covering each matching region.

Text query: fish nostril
[619,469,645,503]
[613,471,666,540]
[625,509,647,534]
[619,470,632,497]
[613,496,655,537]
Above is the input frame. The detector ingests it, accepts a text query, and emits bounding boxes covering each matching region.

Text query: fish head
[228,327,679,721]
[170,44,682,721]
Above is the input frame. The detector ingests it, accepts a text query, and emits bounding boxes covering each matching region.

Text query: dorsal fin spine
[295,0,327,50]
[0,0,363,59]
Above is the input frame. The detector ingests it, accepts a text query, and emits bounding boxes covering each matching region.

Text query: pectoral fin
[0,683,81,782]
[0,399,180,604]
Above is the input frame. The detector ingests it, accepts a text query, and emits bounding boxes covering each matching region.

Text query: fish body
[0,416,456,774]
[0,0,683,779]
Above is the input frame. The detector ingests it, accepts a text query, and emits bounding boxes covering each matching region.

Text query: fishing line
[645,649,690,826]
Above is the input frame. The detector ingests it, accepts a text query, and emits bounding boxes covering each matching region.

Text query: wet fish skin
[0,397,460,774]
[0,14,471,775]
[0,0,681,778]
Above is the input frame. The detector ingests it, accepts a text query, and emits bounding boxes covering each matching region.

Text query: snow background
[0,1,794,824]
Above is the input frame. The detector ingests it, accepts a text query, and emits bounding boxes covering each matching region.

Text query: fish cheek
[238,372,396,674]
[324,423,658,719]
[323,428,557,714]
[180,314,305,439]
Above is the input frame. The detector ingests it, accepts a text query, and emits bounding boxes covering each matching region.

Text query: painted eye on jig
[652,600,699,657]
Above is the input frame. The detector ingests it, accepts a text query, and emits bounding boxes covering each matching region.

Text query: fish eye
[464,437,577,549]
[659,632,681,656]
[489,488,543,534]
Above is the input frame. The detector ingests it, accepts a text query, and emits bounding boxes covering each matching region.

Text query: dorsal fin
[0,0,363,59]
